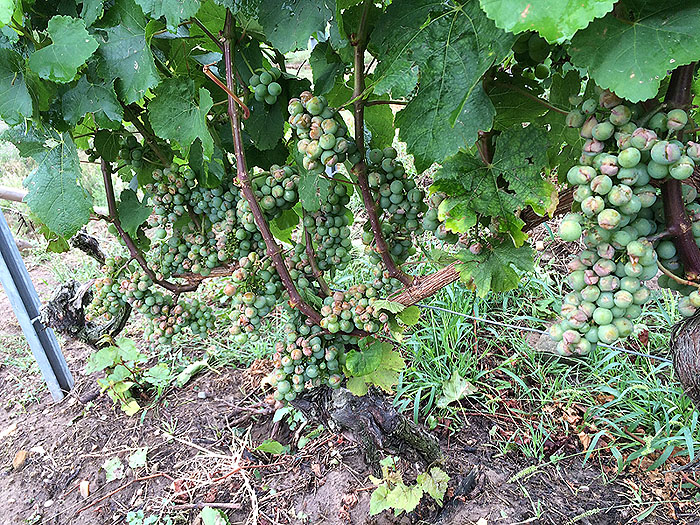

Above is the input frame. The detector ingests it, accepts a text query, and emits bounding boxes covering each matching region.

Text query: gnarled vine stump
[671,312,700,408]
[40,279,131,348]
[294,387,442,469]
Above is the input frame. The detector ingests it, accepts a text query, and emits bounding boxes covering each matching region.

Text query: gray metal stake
[0,209,73,400]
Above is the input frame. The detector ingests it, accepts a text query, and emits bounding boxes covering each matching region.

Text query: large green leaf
[148,78,214,160]
[479,0,616,42]
[5,127,93,238]
[569,2,700,102]
[456,237,534,297]
[0,0,15,26]
[432,125,555,245]
[258,0,334,53]
[372,0,514,172]
[0,48,33,125]
[365,100,395,149]
[309,41,345,95]
[117,189,151,237]
[244,99,284,151]
[134,0,201,30]
[97,0,160,103]
[27,16,98,83]
[486,73,549,130]
[81,0,104,26]
[61,76,123,126]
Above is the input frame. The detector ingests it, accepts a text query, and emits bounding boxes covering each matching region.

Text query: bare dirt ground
[1,253,699,525]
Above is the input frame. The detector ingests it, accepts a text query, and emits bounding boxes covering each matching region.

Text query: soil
[1,251,700,525]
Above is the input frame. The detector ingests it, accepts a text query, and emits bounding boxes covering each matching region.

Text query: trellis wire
[414,302,673,365]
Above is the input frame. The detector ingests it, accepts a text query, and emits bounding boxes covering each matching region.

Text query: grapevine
[4,0,700,414]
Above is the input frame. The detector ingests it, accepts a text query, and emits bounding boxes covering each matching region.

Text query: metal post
[0,209,73,400]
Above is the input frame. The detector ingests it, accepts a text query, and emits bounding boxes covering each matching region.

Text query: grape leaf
[436,371,477,408]
[370,57,418,98]
[102,457,125,482]
[255,439,290,455]
[345,341,404,396]
[345,343,384,377]
[258,0,335,53]
[384,483,423,515]
[244,99,284,151]
[134,0,200,30]
[309,42,345,95]
[569,2,700,102]
[61,76,123,126]
[148,78,214,160]
[0,0,15,26]
[81,0,104,26]
[117,189,151,237]
[297,170,331,213]
[416,467,450,505]
[373,0,514,172]
[27,16,98,83]
[456,237,534,297]
[94,129,122,162]
[97,0,160,104]
[486,73,549,130]
[369,484,392,516]
[0,48,33,125]
[365,100,395,149]
[5,126,93,238]
[432,125,555,245]
[270,209,299,245]
[397,306,420,326]
[479,0,616,42]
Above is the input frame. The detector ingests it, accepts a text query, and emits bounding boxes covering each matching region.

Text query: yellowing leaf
[437,371,477,408]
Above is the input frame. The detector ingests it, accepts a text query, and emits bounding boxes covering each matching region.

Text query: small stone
[579,485,590,492]
[197,391,207,399]
[12,450,28,470]
[43,500,54,508]
[79,480,90,499]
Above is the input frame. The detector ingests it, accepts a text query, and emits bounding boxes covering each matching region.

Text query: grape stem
[646,230,672,243]
[657,260,700,290]
[364,100,408,107]
[100,159,199,293]
[303,217,331,297]
[351,0,413,287]
[121,104,171,166]
[222,11,328,327]
[191,17,223,51]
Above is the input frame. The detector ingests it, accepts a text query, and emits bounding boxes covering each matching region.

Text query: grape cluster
[288,91,361,173]
[301,180,352,274]
[119,135,146,170]
[226,254,283,345]
[421,193,460,244]
[253,164,299,218]
[146,165,197,225]
[366,147,427,233]
[250,67,283,105]
[511,32,552,80]
[270,314,347,402]
[87,256,129,321]
[551,91,677,354]
[319,287,388,334]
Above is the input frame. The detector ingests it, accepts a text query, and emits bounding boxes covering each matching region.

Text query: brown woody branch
[304,225,331,297]
[661,63,700,280]
[222,11,325,325]
[100,159,198,293]
[351,1,412,287]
